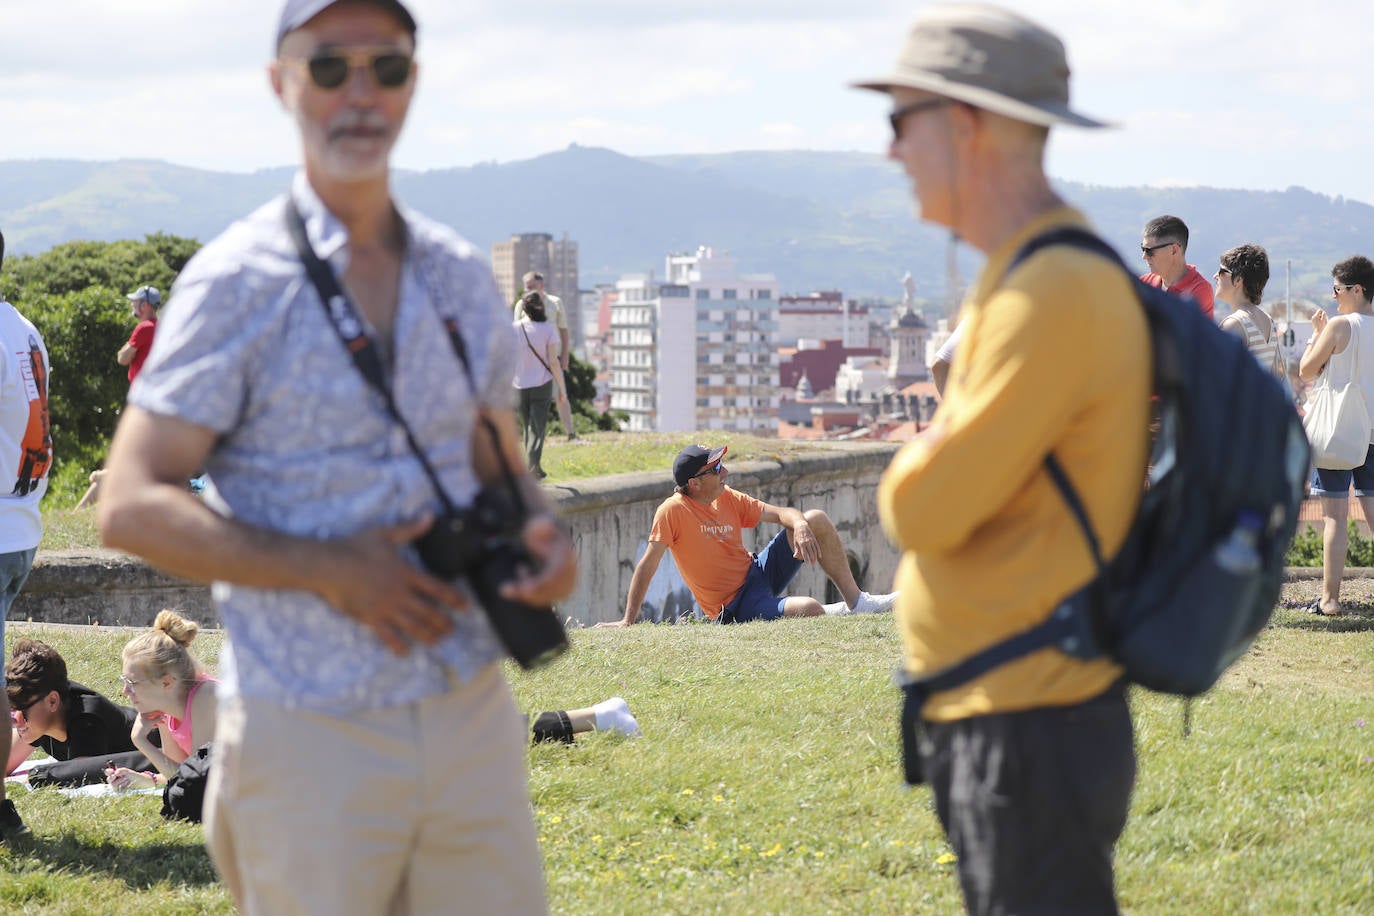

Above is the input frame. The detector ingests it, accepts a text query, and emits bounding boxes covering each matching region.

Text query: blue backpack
[900,227,1309,782]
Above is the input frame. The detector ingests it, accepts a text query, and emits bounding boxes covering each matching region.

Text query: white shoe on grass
[850,591,898,614]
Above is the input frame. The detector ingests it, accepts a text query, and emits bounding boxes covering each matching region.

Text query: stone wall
[11,443,904,629]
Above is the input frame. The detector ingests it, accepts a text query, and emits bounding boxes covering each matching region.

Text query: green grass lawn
[3,599,1373,914]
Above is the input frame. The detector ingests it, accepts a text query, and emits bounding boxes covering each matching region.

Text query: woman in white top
[1216,244,1284,383]
[512,291,566,480]
[1298,255,1374,616]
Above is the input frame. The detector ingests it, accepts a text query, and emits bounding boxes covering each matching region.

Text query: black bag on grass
[160,742,213,823]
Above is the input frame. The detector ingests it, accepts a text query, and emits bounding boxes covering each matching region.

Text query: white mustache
[327,112,390,140]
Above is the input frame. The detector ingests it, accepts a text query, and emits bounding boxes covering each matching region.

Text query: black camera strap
[284,197,529,519]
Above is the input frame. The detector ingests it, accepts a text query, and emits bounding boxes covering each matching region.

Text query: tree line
[0,233,618,507]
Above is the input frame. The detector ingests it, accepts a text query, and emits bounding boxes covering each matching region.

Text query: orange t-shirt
[649,488,764,618]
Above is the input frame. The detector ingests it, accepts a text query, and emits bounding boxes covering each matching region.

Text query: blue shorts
[1311,444,1374,497]
[719,529,803,624]
[0,547,37,689]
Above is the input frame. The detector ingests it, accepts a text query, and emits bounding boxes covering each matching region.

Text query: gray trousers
[517,381,553,475]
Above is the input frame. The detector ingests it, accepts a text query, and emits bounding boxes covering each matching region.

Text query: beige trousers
[204,663,546,915]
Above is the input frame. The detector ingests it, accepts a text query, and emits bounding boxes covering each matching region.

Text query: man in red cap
[598,444,897,627]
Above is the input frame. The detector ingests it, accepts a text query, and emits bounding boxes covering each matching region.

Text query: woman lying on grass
[105,610,218,790]
[6,638,155,783]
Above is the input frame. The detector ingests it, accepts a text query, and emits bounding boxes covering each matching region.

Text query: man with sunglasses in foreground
[860,5,1147,912]
[1140,213,1215,319]
[97,1,572,913]
[597,445,897,627]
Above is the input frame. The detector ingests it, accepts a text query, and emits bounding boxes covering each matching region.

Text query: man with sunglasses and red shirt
[97,1,572,913]
[598,445,897,627]
[1140,214,1215,319]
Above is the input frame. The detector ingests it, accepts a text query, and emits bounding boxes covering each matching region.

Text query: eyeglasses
[281,48,414,91]
[693,464,724,480]
[1217,266,1234,277]
[1334,284,1357,295]
[119,674,144,690]
[8,697,40,723]
[889,98,951,139]
[1141,242,1176,256]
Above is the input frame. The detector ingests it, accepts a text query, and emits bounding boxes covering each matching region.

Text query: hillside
[3,148,1369,301]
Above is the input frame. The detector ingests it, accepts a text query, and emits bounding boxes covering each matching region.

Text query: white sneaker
[592,697,642,738]
[850,591,898,614]
[822,600,851,616]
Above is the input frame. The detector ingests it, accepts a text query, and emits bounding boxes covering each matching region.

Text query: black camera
[416,488,569,670]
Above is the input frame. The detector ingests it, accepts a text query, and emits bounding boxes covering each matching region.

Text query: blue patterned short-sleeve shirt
[130,173,516,715]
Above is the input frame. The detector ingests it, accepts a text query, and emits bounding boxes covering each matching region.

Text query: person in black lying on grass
[5,638,156,784]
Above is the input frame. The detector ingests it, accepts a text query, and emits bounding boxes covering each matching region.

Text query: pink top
[164,675,217,756]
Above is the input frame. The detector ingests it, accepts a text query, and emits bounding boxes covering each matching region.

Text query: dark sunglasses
[8,696,41,720]
[888,98,951,139]
[1141,242,1175,256]
[1217,266,1234,277]
[693,463,725,479]
[1334,284,1357,295]
[286,49,414,91]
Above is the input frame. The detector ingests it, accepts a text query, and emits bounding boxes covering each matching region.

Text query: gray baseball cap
[852,3,1107,129]
[275,0,417,50]
[126,286,162,308]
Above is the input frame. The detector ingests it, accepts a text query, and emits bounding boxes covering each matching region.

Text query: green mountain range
[2,146,1368,302]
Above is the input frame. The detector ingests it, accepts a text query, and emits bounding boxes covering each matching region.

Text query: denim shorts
[0,547,37,688]
[719,529,803,624]
[1311,444,1374,497]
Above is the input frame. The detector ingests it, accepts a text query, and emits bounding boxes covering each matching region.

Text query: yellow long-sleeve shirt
[878,207,1150,722]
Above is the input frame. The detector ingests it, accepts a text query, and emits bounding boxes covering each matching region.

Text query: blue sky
[3,0,1369,202]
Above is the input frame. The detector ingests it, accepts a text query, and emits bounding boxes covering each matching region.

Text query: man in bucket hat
[597,445,897,626]
[859,6,1148,913]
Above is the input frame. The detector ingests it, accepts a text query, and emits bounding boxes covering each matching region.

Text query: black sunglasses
[287,49,414,91]
[693,463,724,480]
[888,98,951,139]
[1217,266,1233,277]
[1141,242,1176,256]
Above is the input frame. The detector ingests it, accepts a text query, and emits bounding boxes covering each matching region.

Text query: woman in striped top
[1216,243,1284,381]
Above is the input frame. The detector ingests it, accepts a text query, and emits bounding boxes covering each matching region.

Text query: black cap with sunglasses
[673,445,727,488]
[276,0,417,50]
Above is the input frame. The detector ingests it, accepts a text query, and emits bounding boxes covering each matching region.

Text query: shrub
[1283,520,1374,567]
[0,235,202,507]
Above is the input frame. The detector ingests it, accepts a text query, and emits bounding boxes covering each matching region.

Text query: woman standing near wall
[513,291,566,480]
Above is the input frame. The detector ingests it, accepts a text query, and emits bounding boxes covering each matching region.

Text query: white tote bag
[1304,321,1371,470]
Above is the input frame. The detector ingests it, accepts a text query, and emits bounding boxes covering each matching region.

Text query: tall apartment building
[491,232,582,351]
[609,246,780,433]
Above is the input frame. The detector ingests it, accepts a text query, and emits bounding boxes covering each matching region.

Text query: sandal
[1306,600,1345,618]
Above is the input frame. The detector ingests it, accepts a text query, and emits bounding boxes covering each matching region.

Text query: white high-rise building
[608,247,780,433]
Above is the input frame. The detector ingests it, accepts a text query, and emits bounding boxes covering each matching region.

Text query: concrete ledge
[14,548,216,628]
[12,443,905,629]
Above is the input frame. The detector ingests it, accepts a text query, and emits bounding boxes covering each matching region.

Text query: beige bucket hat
[853,3,1108,129]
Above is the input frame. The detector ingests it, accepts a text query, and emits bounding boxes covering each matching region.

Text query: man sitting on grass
[598,445,896,626]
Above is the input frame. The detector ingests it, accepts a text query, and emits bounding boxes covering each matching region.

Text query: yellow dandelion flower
[761,843,783,857]
[680,788,694,796]
[936,852,958,865]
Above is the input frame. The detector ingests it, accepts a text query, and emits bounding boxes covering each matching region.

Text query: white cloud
[1,0,1372,203]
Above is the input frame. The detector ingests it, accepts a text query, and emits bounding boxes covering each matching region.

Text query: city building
[779,339,883,395]
[491,231,582,351]
[608,246,780,433]
[777,292,872,348]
